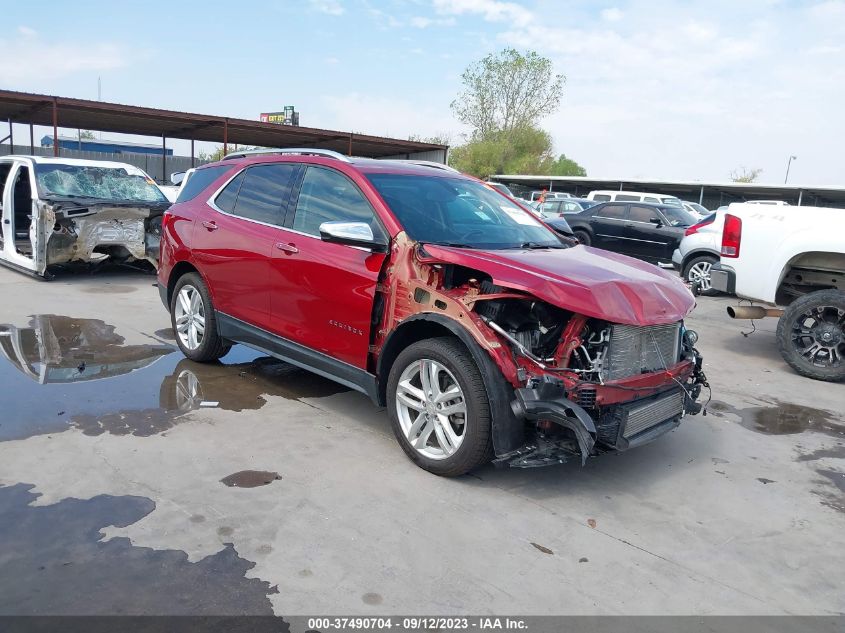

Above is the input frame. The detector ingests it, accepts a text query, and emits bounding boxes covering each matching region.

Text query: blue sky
[1,0,843,185]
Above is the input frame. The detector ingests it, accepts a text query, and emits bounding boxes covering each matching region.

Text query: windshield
[35,163,168,204]
[661,206,697,227]
[368,174,565,249]
[488,182,514,197]
[659,196,684,208]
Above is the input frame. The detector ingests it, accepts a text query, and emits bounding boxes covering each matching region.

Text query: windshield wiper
[513,242,565,250]
[426,241,475,248]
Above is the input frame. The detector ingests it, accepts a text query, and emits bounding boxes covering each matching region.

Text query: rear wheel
[776,289,845,382]
[683,255,719,296]
[387,337,492,476]
[170,272,230,362]
[573,230,591,246]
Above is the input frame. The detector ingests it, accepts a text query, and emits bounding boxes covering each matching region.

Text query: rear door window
[616,194,640,202]
[232,164,298,225]
[629,205,660,223]
[214,172,244,213]
[592,194,611,202]
[291,166,385,240]
[594,204,626,219]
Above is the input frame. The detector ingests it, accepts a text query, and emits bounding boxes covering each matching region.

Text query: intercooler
[602,322,681,381]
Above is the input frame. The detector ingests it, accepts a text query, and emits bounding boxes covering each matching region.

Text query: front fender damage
[371,233,708,468]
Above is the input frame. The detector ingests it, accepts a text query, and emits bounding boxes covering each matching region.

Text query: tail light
[721,214,742,258]
[685,217,714,236]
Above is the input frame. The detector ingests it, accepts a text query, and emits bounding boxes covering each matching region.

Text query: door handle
[275,242,299,254]
[201,221,218,231]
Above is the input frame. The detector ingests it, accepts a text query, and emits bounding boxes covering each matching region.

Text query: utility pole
[784,155,797,184]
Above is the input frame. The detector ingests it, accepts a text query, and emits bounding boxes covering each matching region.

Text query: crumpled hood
[422,244,695,326]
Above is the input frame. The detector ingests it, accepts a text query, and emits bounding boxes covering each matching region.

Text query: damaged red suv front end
[367,174,706,470]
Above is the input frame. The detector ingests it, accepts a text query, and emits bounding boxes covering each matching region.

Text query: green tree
[549,153,587,176]
[449,126,586,180]
[730,166,762,183]
[78,130,95,140]
[451,48,565,140]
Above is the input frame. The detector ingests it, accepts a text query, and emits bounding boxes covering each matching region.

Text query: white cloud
[600,7,623,21]
[410,15,457,28]
[324,56,339,64]
[484,1,844,184]
[0,29,128,84]
[319,92,454,140]
[433,0,534,27]
[308,0,344,16]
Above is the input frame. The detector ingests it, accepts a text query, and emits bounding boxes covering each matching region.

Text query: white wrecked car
[0,155,171,278]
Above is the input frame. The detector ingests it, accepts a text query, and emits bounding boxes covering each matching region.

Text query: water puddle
[0,315,350,442]
[709,400,845,439]
[220,470,282,488]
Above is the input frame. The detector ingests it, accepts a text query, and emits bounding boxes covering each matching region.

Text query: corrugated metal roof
[0,89,447,159]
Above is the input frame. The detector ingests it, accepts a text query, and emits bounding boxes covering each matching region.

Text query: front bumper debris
[497,368,705,469]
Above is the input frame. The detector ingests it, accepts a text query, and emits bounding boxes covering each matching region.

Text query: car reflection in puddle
[0,315,349,441]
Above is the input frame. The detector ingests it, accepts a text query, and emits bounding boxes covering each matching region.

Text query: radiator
[603,323,681,381]
[623,390,685,438]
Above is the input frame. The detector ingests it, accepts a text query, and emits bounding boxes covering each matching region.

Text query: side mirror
[649,217,663,227]
[170,171,186,186]
[318,221,387,252]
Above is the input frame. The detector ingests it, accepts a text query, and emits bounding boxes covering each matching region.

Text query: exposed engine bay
[43,202,165,273]
[471,284,706,467]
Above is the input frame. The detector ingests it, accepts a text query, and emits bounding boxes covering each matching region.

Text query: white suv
[671,211,725,295]
[587,190,684,207]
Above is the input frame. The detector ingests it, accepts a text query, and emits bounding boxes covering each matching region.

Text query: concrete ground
[0,265,842,616]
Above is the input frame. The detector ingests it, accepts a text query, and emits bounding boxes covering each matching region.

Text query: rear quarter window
[175,166,231,203]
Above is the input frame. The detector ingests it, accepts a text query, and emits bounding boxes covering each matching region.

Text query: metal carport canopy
[0,89,447,159]
[490,175,845,207]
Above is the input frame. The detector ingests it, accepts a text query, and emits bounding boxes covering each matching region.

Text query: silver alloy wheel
[174,284,206,351]
[687,260,713,292]
[395,358,467,460]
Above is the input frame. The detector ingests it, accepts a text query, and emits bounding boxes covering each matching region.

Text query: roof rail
[390,159,459,173]
[221,148,351,162]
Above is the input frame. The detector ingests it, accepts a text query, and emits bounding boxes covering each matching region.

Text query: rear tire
[573,230,591,246]
[387,337,492,476]
[170,272,230,362]
[683,255,720,296]
[776,289,845,382]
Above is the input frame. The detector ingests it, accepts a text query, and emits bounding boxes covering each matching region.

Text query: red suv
[158,149,707,476]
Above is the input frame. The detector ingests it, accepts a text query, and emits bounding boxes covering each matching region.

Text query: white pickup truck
[711,203,845,382]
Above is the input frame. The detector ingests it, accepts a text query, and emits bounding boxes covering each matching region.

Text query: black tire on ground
[683,254,720,297]
[386,337,493,476]
[573,230,591,246]
[170,272,231,362]
[776,289,845,382]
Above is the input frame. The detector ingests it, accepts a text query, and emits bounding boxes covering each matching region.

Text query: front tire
[573,230,591,246]
[387,337,492,476]
[683,255,719,296]
[776,289,845,382]
[170,272,230,362]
